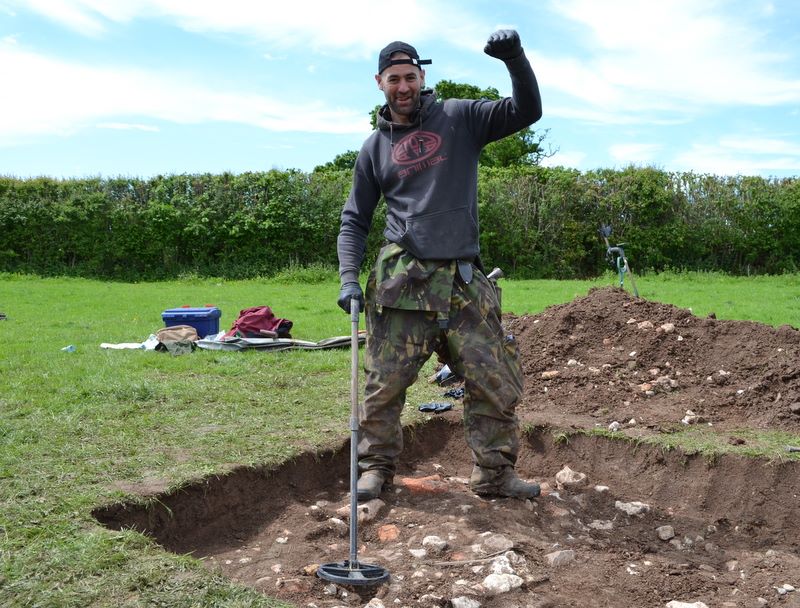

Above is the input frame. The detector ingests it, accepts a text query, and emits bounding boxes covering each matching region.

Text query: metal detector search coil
[317,559,390,586]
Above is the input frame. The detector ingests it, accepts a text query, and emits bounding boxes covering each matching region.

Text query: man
[337,30,542,501]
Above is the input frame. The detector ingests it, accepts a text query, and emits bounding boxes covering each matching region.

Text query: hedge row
[0,167,797,280]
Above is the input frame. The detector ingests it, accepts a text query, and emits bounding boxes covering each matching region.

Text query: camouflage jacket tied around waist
[373,243,458,314]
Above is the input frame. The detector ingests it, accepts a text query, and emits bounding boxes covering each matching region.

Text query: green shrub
[1,167,797,280]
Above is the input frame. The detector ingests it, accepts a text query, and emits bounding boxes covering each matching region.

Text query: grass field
[1,270,799,607]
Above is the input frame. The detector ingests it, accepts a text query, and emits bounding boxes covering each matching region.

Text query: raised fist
[484,29,523,61]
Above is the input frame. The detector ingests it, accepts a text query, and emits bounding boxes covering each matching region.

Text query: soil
[94,287,800,608]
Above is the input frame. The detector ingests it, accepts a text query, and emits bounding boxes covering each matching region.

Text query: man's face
[375,53,425,125]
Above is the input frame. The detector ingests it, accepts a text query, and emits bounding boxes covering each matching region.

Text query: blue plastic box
[161,306,221,338]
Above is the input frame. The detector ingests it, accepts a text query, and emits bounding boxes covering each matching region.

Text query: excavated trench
[95,286,800,606]
[94,417,800,608]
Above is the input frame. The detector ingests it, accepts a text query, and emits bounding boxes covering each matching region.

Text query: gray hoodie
[337,53,542,284]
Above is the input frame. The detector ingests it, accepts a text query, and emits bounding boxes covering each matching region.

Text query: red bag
[224,306,293,339]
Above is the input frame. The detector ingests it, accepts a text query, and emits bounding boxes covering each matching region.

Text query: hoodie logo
[392,131,442,165]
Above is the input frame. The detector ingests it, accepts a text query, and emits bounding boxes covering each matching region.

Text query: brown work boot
[470,466,540,499]
[356,470,392,502]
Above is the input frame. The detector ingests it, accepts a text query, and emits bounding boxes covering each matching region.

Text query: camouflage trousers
[358,265,524,483]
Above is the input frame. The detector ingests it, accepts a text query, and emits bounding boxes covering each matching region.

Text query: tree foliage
[1,167,798,280]
[313,150,358,173]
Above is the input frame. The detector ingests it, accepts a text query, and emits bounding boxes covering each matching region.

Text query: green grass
[1,270,799,607]
[503,270,800,327]
[553,426,800,464]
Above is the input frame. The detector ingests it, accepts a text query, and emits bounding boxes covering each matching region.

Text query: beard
[385,89,421,121]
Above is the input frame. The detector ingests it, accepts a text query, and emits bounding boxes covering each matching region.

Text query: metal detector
[317,298,390,586]
[599,225,639,297]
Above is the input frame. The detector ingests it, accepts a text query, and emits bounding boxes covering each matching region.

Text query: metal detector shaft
[316,298,390,586]
[626,260,640,297]
[348,297,360,567]
[600,228,639,298]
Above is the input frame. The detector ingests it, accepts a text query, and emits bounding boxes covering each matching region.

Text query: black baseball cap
[378,41,432,74]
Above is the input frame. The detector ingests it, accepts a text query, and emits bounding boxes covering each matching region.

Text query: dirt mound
[509,287,800,433]
[95,287,800,607]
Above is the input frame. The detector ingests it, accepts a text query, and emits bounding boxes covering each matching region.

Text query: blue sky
[1,0,799,179]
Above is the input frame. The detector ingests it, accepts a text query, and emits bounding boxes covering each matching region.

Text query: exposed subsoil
[95,287,800,608]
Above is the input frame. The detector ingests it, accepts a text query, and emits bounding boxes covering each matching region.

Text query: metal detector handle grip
[486,267,503,281]
[486,267,504,309]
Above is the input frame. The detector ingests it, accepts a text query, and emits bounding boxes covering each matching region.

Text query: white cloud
[97,122,160,132]
[543,103,690,126]
[534,54,624,108]
[542,149,587,169]
[16,0,116,36]
[717,136,800,156]
[546,0,800,114]
[8,0,485,56]
[672,135,800,175]
[0,43,369,143]
[609,143,661,163]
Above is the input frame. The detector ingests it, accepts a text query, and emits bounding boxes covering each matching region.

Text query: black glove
[337,281,364,313]
[484,29,523,61]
